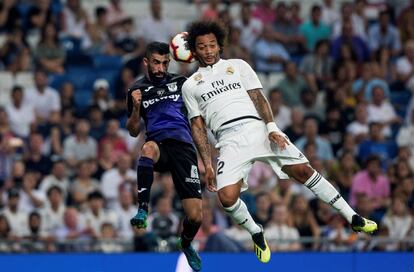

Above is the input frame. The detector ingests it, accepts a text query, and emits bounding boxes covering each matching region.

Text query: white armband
[266,122,281,134]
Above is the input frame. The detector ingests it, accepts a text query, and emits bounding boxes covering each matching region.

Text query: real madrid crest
[226,66,234,75]
[194,73,202,81]
[166,82,178,92]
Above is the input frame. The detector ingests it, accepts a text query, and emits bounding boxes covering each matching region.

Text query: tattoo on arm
[191,117,212,167]
[247,88,274,124]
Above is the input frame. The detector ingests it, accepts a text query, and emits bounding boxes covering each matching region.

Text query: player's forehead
[149,53,170,62]
[195,33,218,46]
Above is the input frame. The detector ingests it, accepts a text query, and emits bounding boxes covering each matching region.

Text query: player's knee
[187,210,203,225]
[293,164,315,183]
[141,141,159,160]
[218,190,238,208]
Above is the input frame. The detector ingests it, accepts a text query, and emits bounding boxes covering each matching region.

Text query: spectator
[289,2,302,25]
[63,119,97,168]
[368,10,401,56]
[0,0,21,33]
[321,0,339,27]
[222,26,252,65]
[194,207,219,251]
[92,79,115,118]
[254,24,290,73]
[95,222,123,253]
[60,0,90,48]
[24,69,61,124]
[367,86,400,138]
[18,171,45,213]
[40,186,65,236]
[273,2,305,55]
[201,0,220,21]
[2,188,29,237]
[24,133,52,178]
[59,82,76,110]
[350,155,391,215]
[106,0,129,26]
[300,39,334,91]
[100,153,135,208]
[39,159,69,198]
[88,105,107,141]
[323,214,354,252]
[82,191,117,238]
[0,27,31,73]
[87,6,109,55]
[284,108,304,143]
[357,122,397,168]
[98,119,128,164]
[147,196,179,241]
[295,116,334,164]
[252,0,276,25]
[299,5,331,51]
[34,23,66,74]
[288,195,320,250]
[268,88,291,130]
[297,89,325,122]
[397,110,414,155]
[332,2,366,40]
[114,189,135,239]
[55,207,93,245]
[5,86,35,138]
[70,160,100,209]
[26,0,56,35]
[396,40,414,91]
[0,214,12,246]
[352,62,389,102]
[381,196,413,250]
[277,62,307,107]
[252,192,271,227]
[266,204,301,251]
[320,107,346,154]
[233,2,263,50]
[331,21,370,64]
[347,103,369,143]
[24,211,51,252]
[137,0,173,44]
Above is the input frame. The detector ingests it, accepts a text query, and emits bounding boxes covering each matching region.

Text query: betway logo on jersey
[142,94,180,108]
[201,80,242,102]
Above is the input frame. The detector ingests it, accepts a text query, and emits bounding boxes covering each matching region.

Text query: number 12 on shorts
[217,160,225,175]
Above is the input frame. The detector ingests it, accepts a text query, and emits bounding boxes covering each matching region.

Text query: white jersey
[182,59,262,134]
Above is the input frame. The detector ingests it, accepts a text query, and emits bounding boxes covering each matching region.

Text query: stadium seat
[74,89,92,109]
[15,72,35,89]
[49,74,69,90]
[390,90,411,118]
[66,67,96,90]
[93,55,123,70]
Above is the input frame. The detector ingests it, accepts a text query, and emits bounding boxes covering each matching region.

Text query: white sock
[305,171,356,223]
[223,198,261,235]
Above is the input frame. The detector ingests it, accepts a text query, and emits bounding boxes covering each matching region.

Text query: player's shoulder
[182,72,201,92]
[227,58,251,69]
[128,75,147,93]
[167,73,187,82]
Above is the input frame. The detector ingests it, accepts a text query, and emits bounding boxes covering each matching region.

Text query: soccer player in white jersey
[181,21,378,263]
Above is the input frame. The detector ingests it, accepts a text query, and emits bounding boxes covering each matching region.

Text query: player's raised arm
[126,89,142,137]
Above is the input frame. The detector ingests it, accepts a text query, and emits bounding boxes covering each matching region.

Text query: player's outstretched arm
[247,88,289,150]
[190,116,216,192]
[126,89,142,137]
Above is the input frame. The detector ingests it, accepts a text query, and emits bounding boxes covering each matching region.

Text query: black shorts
[153,139,202,200]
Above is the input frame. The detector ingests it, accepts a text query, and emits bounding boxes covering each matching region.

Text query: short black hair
[11,85,23,94]
[186,21,227,52]
[144,41,169,59]
[95,6,107,17]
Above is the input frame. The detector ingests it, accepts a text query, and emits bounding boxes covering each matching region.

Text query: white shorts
[215,120,308,191]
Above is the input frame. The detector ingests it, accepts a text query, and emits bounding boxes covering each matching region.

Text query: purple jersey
[127,73,193,144]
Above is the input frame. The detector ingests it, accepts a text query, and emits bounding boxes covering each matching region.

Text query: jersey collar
[198,59,224,72]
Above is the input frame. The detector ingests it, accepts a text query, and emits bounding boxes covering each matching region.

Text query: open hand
[205,165,216,192]
[269,132,290,150]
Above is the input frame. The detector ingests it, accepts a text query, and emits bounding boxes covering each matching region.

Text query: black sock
[137,157,154,212]
[181,217,201,248]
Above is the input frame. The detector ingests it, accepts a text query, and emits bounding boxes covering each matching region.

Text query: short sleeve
[126,89,133,117]
[182,81,201,120]
[233,59,263,91]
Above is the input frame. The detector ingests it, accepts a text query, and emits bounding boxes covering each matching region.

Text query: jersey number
[217,161,225,175]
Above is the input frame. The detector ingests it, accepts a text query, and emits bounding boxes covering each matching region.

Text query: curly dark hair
[186,20,227,52]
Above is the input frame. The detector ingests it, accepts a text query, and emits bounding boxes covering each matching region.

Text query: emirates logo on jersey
[201,80,242,102]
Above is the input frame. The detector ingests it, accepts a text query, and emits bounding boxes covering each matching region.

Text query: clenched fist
[131,90,142,109]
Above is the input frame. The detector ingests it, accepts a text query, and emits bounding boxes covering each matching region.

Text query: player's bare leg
[131,141,160,229]
[178,198,202,271]
[218,181,271,263]
[282,163,377,233]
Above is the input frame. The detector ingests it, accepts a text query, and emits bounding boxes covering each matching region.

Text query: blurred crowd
[0,0,414,253]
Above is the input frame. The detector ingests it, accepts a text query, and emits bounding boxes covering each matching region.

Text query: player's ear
[143,57,149,67]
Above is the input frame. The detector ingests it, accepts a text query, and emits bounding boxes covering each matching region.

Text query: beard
[148,69,166,83]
